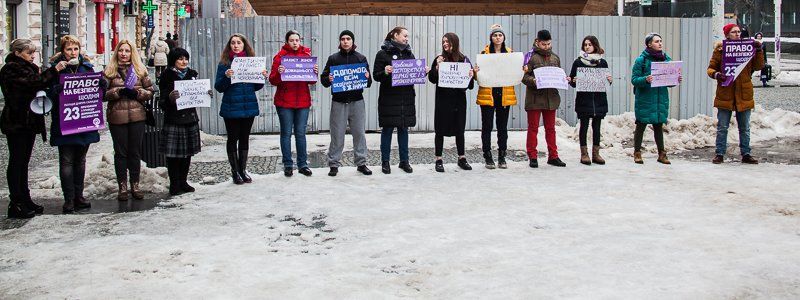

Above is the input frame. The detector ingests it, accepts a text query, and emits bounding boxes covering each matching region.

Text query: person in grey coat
[320,30,374,176]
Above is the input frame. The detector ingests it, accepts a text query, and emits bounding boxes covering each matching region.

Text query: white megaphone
[29,91,53,115]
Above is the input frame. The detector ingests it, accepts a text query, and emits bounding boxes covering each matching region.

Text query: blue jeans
[715,109,751,156]
[276,107,310,168]
[380,127,409,162]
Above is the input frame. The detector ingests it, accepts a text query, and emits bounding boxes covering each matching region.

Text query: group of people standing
[1,22,763,219]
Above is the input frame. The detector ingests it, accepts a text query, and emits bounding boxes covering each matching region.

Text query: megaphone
[29,91,53,115]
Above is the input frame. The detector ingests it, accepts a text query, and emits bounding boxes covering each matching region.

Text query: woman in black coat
[428,32,474,173]
[373,26,428,174]
[0,38,63,218]
[158,48,205,196]
[568,36,612,166]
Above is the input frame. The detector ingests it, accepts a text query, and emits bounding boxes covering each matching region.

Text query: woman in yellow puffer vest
[474,24,517,169]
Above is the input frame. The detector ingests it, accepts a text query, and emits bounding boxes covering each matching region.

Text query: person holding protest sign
[103,40,155,201]
[428,32,474,173]
[159,48,206,195]
[568,35,612,166]
[46,35,105,213]
[214,33,266,185]
[320,30,373,177]
[374,26,429,174]
[269,30,318,177]
[1,38,60,218]
[631,32,681,165]
[473,24,518,169]
[522,30,568,168]
[707,24,764,165]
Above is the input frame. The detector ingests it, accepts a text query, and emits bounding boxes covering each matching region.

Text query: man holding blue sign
[320,30,373,176]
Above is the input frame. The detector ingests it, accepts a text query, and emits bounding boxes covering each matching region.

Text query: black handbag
[143,102,156,127]
[148,58,155,67]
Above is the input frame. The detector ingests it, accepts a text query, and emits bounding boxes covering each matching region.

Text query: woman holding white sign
[568,35,612,166]
[374,26,428,174]
[428,32,475,173]
[214,33,265,185]
[269,30,318,177]
[1,38,61,218]
[103,40,155,201]
[159,48,204,196]
[630,32,681,165]
[46,35,105,213]
[473,24,518,169]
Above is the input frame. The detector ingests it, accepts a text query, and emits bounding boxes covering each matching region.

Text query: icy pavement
[0,158,799,298]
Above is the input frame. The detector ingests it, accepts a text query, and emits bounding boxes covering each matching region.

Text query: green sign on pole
[142,0,158,16]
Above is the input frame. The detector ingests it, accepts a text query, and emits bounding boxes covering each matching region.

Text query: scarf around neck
[579,51,602,66]
[645,47,666,61]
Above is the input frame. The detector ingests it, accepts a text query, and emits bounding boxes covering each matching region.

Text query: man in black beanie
[320,30,373,176]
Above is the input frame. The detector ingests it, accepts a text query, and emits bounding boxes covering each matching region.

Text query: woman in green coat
[631,32,681,164]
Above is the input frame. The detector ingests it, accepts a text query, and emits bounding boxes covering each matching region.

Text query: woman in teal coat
[631,32,681,165]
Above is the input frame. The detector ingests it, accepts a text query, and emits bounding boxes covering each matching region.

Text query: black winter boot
[497,150,508,169]
[238,150,252,183]
[484,151,496,169]
[381,161,391,174]
[8,201,36,219]
[227,151,244,185]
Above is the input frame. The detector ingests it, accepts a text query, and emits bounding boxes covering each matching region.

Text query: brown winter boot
[580,146,591,165]
[592,147,606,165]
[117,182,129,201]
[633,151,644,164]
[130,181,144,200]
[657,151,671,165]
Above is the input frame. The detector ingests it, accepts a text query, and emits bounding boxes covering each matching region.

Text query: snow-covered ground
[1,157,800,298]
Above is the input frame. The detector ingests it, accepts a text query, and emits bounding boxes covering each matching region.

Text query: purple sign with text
[59,72,105,135]
[722,39,756,87]
[392,59,426,87]
[281,56,317,82]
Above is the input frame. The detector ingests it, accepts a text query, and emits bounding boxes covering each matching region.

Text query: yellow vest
[476,45,518,107]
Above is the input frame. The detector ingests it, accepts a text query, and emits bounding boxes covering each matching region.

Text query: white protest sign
[533,66,569,90]
[175,79,212,110]
[576,67,610,92]
[438,62,472,88]
[231,57,266,84]
[475,52,524,87]
[650,61,682,87]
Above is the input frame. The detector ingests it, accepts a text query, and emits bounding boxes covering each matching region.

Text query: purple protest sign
[280,56,317,82]
[59,72,105,135]
[392,59,427,87]
[722,39,756,87]
[124,65,138,89]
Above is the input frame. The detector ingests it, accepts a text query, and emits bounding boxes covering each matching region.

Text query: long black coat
[158,68,200,125]
[373,40,416,128]
[428,56,474,136]
[0,54,58,137]
[568,57,610,118]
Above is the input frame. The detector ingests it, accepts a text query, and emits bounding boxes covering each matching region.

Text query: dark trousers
[634,123,665,152]
[224,117,255,153]
[109,121,146,183]
[58,145,90,202]
[435,134,465,157]
[5,132,36,204]
[579,117,603,147]
[166,157,191,185]
[480,105,510,153]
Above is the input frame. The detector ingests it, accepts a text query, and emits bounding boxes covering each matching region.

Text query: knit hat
[723,23,739,36]
[340,30,355,42]
[644,32,661,47]
[490,24,504,38]
[536,30,552,41]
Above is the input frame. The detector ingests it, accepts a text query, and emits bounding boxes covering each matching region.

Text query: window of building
[5,4,16,51]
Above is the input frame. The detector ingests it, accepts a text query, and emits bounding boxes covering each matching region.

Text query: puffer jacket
[159,67,200,125]
[631,49,672,124]
[476,44,517,107]
[214,61,264,119]
[103,65,155,125]
[0,53,58,137]
[707,40,765,112]
[373,39,417,128]
[46,54,103,146]
[522,47,562,111]
[151,40,170,67]
[268,44,315,109]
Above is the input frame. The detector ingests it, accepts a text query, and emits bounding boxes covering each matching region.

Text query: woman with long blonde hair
[103,40,155,201]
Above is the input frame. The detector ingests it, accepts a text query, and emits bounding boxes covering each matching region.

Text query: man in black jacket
[320,30,373,176]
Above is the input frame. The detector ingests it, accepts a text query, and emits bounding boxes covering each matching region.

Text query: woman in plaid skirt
[158,48,207,196]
